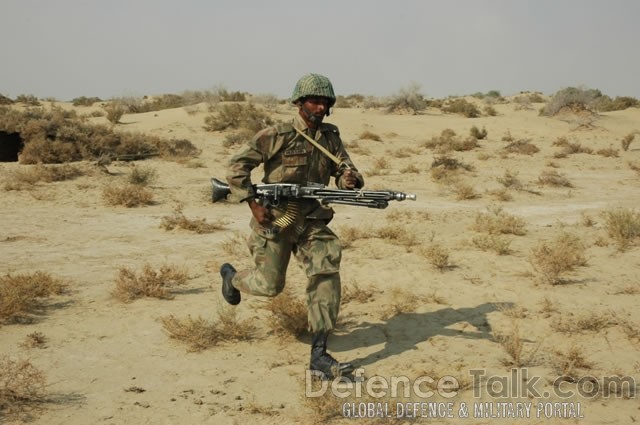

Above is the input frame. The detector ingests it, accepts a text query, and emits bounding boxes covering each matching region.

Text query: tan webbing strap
[293,127,350,170]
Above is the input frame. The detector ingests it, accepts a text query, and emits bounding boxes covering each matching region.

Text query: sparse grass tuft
[503,139,539,155]
[538,169,573,187]
[452,181,480,200]
[596,147,619,158]
[112,263,188,302]
[127,165,158,186]
[102,184,154,207]
[342,280,378,304]
[0,272,68,324]
[265,289,309,339]
[381,288,422,319]
[4,164,85,190]
[472,206,527,236]
[493,322,539,367]
[552,343,593,379]
[530,232,587,284]
[552,311,617,333]
[420,243,451,271]
[161,306,256,352]
[20,332,48,349]
[472,234,513,255]
[359,130,382,141]
[0,357,46,418]
[601,208,640,251]
[160,204,227,234]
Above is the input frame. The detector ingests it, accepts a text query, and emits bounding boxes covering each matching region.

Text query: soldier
[220,73,364,379]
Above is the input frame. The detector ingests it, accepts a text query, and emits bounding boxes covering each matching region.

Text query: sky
[1,0,639,101]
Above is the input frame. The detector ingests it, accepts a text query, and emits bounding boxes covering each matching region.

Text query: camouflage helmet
[291,73,336,107]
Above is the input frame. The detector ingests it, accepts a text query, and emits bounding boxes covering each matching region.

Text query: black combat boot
[309,331,354,380]
[220,263,240,305]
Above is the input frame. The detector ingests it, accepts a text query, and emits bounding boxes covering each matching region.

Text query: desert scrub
[530,232,587,284]
[0,272,68,324]
[385,82,427,114]
[601,208,640,251]
[423,129,479,153]
[102,183,154,207]
[265,288,309,339]
[203,102,275,132]
[420,242,451,271]
[472,234,513,255]
[469,126,487,140]
[542,86,602,116]
[0,357,46,418]
[442,98,480,118]
[0,106,200,163]
[112,263,188,302]
[162,306,256,352]
[537,169,573,187]
[160,204,227,233]
[472,206,527,236]
[3,164,85,190]
[127,165,158,186]
[503,139,540,155]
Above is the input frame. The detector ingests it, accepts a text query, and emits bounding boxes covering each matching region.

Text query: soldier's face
[300,97,329,124]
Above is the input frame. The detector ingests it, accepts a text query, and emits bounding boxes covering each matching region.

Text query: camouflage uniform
[226,113,364,333]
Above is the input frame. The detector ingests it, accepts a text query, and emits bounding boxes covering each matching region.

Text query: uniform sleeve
[226,130,268,202]
[328,128,365,189]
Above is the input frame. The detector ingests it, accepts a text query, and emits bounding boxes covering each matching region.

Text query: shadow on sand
[330,302,513,368]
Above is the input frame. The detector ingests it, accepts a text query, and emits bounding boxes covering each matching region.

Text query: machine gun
[211,178,417,233]
[211,178,416,209]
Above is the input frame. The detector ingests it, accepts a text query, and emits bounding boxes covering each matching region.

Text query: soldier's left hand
[342,170,357,189]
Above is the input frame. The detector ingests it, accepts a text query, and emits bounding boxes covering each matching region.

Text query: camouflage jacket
[226,113,364,220]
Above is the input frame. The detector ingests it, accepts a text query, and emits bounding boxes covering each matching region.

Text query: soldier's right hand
[248,199,274,225]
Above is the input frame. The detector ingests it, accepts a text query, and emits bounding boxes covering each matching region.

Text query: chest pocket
[282,148,308,181]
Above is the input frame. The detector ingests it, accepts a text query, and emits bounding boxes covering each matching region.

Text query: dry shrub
[359,130,382,141]
[203,102,275,132]
[381,288,421,319]
[4,164,85,190]
[628,161,640,176]
[374,225,419,251]
[385,82,427,114]
[265,289,308,339]
[488,188,514,202]
[472,234,513,255]
[104,102,126,124]
[452,181,480,200]
[552,137,593,157]
[530,232,587,284]
[484,105,497,116]
[0,272,68,324]
[0,107,200,164]
[442,98,480,118]
[596,147,619,158]
[219,231,249,258]
[112,263,188,302]
[493,322,539,367]
[552,343,593,379]
[424,129,479,153]
[538,169,573,187]
[552,311,617,333]
[470,126,487,140]
[21,332,47,349]
[542,86,601,116]
[161,306,256,352]
[102,183,154,207]
[400,164,420,174]
[601,208,640,251]
[497,169,523,190]
[341,280,378,304]
[0,357,46,418]
[127,165,158,186]
[472,206,527,236]
[336,225,366,249]
[223,129,255,148]
[420,243,451,271]
[430,155,473,183]
[503,139,539,155]
[160,204,227,234]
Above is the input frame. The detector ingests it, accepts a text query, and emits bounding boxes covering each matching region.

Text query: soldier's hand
[342,169,358,189]
[248,199,274,225]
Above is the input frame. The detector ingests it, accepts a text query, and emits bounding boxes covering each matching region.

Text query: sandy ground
[1,99,639,425]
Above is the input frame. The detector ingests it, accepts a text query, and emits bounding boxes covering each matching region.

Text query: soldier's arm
[328,127,365,189]
[226,131,267,202]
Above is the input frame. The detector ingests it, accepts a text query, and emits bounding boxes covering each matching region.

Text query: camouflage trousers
[231,218,342,333]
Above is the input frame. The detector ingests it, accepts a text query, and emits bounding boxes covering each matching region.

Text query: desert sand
[1,97,639,425]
